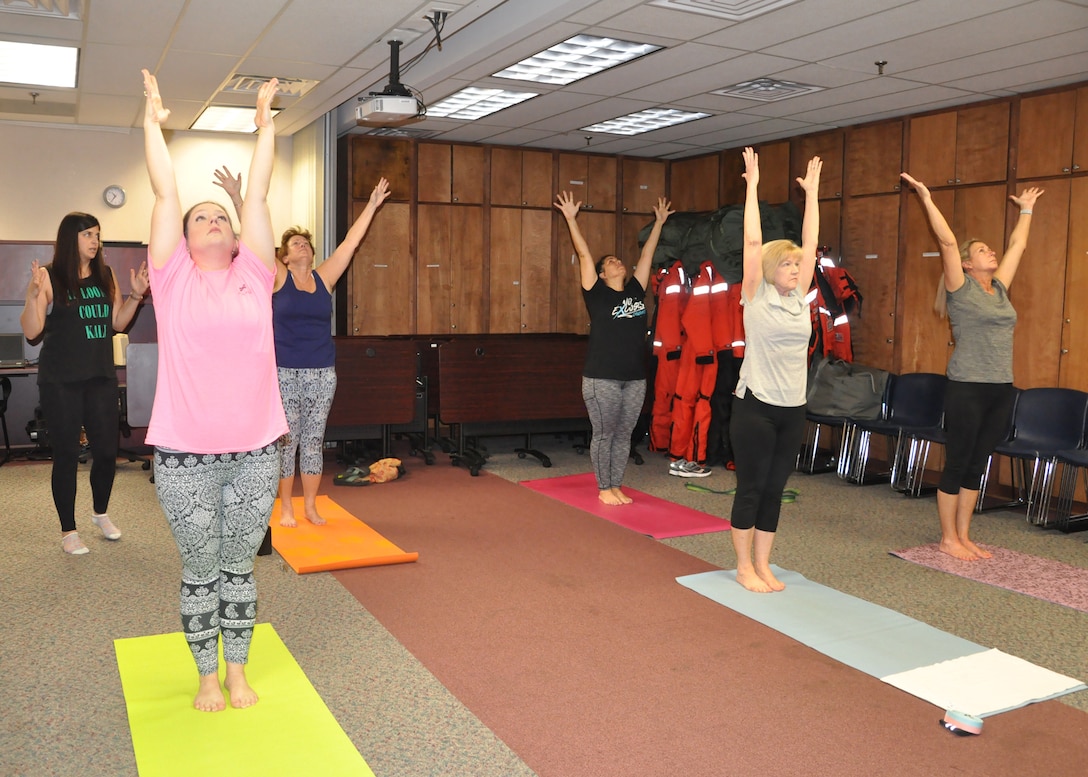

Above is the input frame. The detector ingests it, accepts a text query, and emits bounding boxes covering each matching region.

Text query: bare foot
[755,567,786,591]
[224,664,258,709]
[278,508,297,528]
[304,506,326,526]
[599,489,624,506]
[611,487,633,505]
[735,569,773,593]
[939,539,978,561]
[194,673,226,712]
[962,539,992,559]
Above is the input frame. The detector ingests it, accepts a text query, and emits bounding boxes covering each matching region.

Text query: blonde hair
[761,239,802,283]
[933,238,983,319]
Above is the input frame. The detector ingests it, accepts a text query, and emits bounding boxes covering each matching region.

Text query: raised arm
[239,78,279,272]
[995,186,1044,290]
[633,197,673,291]
[796,156,822,294]
[555,192,597,290]
[142,69,182,269]
[212,166,244,220]
[741,147,763,302]
[111,262,150,332]
[19,261,51,341]
[901,172,962,292]
[316,177,391,291]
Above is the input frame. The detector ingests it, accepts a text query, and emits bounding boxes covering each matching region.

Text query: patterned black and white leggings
[153,444,279,676]
[277,366,337,478]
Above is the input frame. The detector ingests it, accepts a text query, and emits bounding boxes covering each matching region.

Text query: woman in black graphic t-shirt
[556,191,672,506]
[20,212,148,555]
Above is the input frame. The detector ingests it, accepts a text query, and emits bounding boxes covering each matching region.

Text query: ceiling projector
[355,94,419,124]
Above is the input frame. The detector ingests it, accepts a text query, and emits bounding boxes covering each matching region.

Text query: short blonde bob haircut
[761,239,803,284]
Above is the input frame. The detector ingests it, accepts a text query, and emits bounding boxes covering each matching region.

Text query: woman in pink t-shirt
[142,68,288,713]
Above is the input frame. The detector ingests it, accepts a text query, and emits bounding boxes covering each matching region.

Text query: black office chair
[839,373,946,487]
[0,376,11,467]
[886,373,949,497]
[976,387,1088,525]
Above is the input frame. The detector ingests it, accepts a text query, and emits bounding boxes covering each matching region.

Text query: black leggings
[729,393,805,533]
[38,377,119,533]
[939,381,1016,494]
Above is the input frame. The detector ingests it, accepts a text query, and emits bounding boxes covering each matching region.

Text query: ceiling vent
[648,0,801,22]
[362,126,437,139]
[713,78,823,102]
[220,75,318,99]
[0,0,82,20]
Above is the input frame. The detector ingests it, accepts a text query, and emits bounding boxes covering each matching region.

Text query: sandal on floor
[334,466,371,487]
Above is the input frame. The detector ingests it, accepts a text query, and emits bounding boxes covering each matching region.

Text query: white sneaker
[668,459,712,478]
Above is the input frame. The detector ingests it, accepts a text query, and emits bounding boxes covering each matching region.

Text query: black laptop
[0,333,28,368]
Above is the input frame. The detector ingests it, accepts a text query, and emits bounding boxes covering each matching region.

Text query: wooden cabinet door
[1060,176,1088,389]
[417,142,484,203]
[846,121,904,196]
[559,153,616,211]
[492,148,553,207]
[722,141,791,205]
[1017,90,1076,179]
[621,158,666,213]
[842,195,899,371]
[556,211,615,333]
[897,189,954,374]
[955,102,1009,185]
[416,204,451,332]
[450,206,485,333]
[796,131,844,199]
[417,143,452,203]
[350,136,411,201]
[451,144,485,204]
[416,204,485,334]
[349,202,413,335]
[520,210,554,332]
[670,154,719,212]
[1074,87,1088,176]
[1009,177,1068,388]
[490,147,523,206]
[489,208,554,332]
[907,111,958,186]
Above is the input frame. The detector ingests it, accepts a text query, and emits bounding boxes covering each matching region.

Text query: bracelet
[1020,209,1032,215]
[129,292,145,303]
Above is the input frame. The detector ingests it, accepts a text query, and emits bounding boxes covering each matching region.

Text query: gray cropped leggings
[154,443,279,675]
[278,366,337,478]
[582,377,645,490]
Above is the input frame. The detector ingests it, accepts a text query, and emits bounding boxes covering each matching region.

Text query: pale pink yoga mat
[520,472,730,538]
[891,543,1088,614]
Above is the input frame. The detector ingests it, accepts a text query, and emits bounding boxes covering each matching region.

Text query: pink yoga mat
[520,472,730,538]
[891,543,1088,614]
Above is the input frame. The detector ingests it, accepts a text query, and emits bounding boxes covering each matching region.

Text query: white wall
[0,121,298,243]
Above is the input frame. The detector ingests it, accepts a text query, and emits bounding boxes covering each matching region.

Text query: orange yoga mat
[270,495,418,574]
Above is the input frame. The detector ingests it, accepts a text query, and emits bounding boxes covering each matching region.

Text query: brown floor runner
[329,464,1088,777]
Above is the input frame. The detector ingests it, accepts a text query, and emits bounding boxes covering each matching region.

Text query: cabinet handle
[452,197,459,202]
[947,179,955,184]
[886,338,893,343]
[1061,348,1069,354]
[1063,167,1071,173]
[948,341,955,347]
[1073,164,1081,170]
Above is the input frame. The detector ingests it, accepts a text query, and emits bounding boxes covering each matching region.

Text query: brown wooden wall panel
[327,336,418,426]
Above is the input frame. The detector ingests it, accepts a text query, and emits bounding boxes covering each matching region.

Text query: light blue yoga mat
[677,567,1086,717]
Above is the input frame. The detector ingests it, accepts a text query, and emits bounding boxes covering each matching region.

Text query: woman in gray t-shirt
[901,172,1043,562]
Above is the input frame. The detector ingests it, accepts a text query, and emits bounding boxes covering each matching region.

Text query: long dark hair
[50,212,114,306]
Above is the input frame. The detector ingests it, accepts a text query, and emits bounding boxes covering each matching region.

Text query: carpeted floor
[3,434,1088,776]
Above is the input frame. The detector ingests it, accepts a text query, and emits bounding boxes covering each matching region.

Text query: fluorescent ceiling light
[493,35,662,86]
[583,108,710,136]
[190,105,282,133]
[0,40,78,88]
[426,87,537,120]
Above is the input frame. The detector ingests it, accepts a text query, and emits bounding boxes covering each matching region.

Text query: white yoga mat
[677,568,1086,717]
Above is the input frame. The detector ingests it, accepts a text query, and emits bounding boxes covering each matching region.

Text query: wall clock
[103,184,127,208]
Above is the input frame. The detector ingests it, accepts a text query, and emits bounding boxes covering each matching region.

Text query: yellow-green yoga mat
[115,623,373,777]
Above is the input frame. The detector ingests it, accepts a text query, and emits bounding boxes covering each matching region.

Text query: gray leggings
[582,377,645,490]
[154,444,279,675]
[278,366,337,478]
